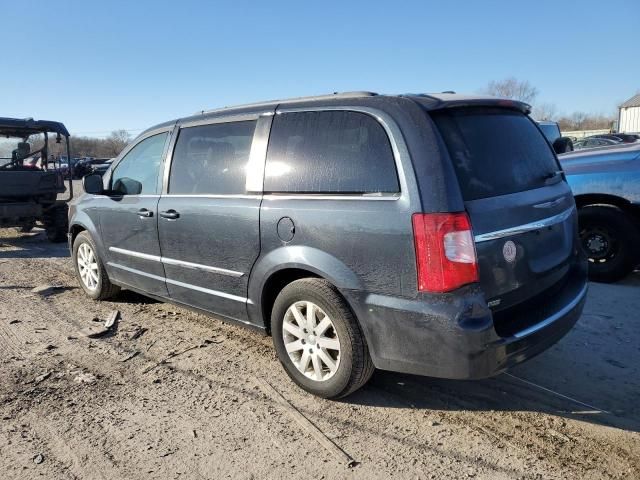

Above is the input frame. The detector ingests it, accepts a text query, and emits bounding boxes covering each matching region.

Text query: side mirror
[83,174,104,194]
[553,136,574,155]
[112,177,142,195]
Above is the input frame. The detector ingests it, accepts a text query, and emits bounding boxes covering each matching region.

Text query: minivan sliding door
[157,117,264,323]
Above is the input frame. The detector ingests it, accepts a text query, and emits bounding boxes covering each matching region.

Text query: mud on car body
[69,91,588,398]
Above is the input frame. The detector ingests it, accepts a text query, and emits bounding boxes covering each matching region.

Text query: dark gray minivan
[70,92,588,398]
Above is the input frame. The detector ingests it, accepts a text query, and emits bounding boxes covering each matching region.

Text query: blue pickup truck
[560,143,640,282]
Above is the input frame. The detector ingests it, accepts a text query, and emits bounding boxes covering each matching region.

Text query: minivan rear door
[431,107,579,310]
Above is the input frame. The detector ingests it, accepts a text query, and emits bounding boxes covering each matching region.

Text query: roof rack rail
[196,91,378,115]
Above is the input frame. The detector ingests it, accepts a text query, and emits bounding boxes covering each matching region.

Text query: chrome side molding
[161,256,244,277]
[108,247,244,277]
[107,262,250,303]
[109,247,161,262]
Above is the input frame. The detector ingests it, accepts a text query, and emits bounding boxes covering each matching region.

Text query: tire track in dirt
[2,279,513,478]
[2,243,639,479]
[0,320,24,358]
[0,268,334,478]
[366,373,640,479]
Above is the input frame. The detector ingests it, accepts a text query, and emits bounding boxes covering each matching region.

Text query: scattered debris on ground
[104,310,120,329]
[0,226,638,479]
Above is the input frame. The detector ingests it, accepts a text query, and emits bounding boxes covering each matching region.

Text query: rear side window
[264,111,399,193]
[432,108,559,200]
[169,120,256,195]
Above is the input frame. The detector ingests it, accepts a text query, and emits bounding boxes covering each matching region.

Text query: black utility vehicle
[70,92,588,398]
[0,118,72,241]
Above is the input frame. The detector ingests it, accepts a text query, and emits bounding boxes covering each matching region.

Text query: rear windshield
[431,108,559,200]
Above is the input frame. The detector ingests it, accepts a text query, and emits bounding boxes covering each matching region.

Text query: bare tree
[484,77,539,104]
[532,102,559,121]
[557,112,615,131]
[570,112,589,130]
[42,131,132,159]
[104,129,131,157]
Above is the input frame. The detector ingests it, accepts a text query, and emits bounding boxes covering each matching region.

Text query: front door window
[111,133,168,195]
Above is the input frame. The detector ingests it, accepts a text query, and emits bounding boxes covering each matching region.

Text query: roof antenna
[441,90,456,94]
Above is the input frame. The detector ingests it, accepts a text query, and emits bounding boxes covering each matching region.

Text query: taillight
[412,212,479,293]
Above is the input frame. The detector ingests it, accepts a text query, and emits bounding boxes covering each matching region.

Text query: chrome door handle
[137,208,153,218]
[159,210,180,220]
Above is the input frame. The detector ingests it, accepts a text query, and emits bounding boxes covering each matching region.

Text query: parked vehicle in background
[56,160,70,178]
[560,143,640,282]
[0,117,73,240]
[536,120,574,153]
[574,137,621,150]
[591,133,639,143]
[73,157,107,178]
[70,92,587,398]
[89,158,114,176]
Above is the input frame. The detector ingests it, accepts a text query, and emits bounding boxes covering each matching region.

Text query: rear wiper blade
[543,170,563,184]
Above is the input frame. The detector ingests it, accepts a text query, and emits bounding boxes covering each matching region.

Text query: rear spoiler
[405,94,531,115]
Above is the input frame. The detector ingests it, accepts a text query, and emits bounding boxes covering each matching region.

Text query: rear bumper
[344,263,588,379]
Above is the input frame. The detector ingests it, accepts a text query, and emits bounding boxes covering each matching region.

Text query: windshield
[0,134,44,168]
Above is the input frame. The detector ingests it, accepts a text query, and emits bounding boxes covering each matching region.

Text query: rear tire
[44,204,68,243]
[72,231,120,300]
[271,278,374,399]
[578,206,640,282]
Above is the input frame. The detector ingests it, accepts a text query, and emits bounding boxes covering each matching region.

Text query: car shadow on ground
[349,272,640,434]
[112,289,160,305]
[0,229,69,259]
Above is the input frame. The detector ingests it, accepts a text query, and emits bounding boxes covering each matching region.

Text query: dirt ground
[1,222,639,479]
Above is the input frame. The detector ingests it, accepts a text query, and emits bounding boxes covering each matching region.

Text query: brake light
[412,212,479,293]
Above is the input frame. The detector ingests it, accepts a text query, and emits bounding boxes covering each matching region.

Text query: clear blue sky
[3,0,638,137]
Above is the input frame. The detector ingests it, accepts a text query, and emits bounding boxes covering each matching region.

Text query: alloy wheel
[77,243,99,290]
[282,301,341,381]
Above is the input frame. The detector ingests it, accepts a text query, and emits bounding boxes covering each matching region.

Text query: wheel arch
[574,193,640,224]
[69,223,87,245]
[259,268,321,334]
[69,215,106,259]
[247,246,364,333]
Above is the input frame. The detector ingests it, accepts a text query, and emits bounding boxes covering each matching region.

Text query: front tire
[72,231,120,300]
[271,278,374,399]
[579,206,640,282]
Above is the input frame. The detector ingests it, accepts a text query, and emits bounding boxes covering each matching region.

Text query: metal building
[618,94,640,133]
